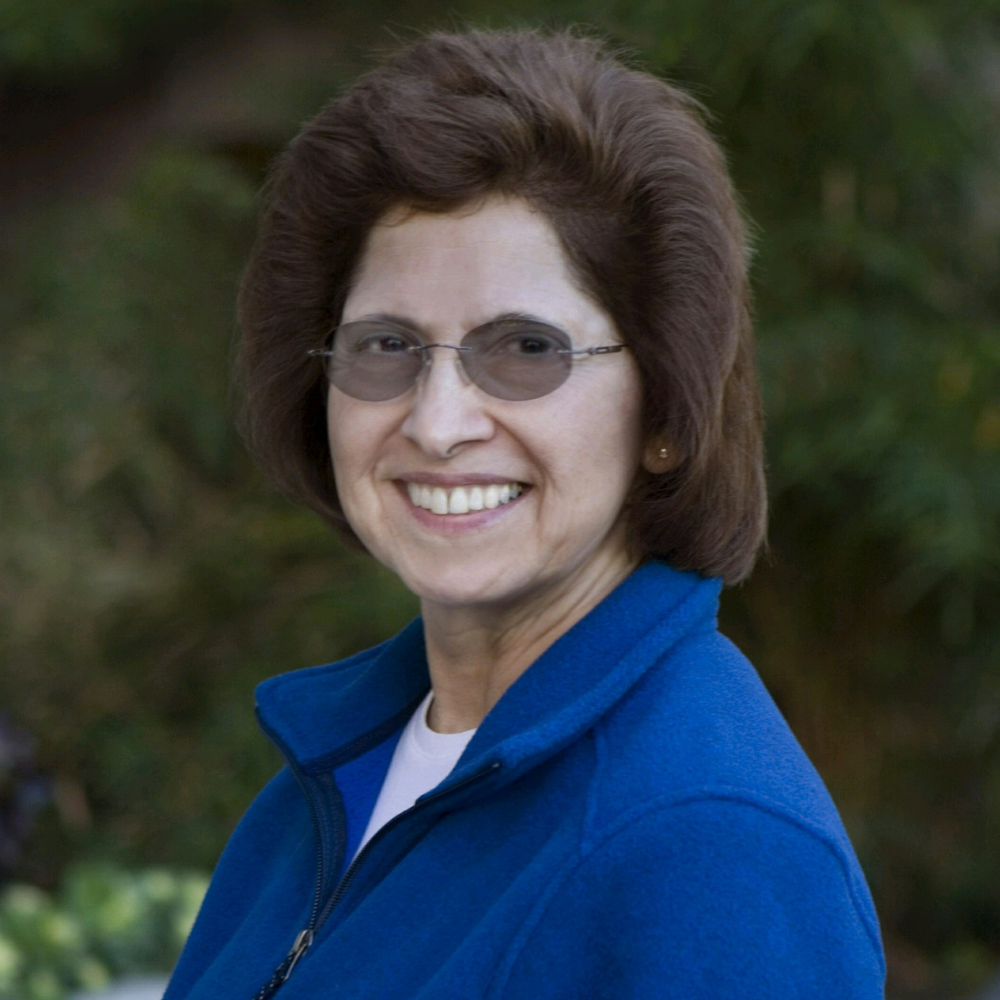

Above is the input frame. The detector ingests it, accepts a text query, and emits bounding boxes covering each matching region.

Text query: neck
[420,549,638,733]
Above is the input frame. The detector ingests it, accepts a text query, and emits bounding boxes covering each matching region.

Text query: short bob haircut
[238,28,766,584]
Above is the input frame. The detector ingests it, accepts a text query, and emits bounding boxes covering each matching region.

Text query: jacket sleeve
[492,796,885,1000]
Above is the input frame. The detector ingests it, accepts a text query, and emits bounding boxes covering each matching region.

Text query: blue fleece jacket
[165,562,885,999]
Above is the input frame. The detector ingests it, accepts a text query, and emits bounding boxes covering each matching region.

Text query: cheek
[326,397,407,543]
[591,388,644,506]
[584,376,644,469]
[326,406,348,480]
[540,381,644,509]
[326,400,371,505]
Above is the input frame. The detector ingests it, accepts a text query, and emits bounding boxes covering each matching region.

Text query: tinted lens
[328,321,424,401]
[463,322,572,400]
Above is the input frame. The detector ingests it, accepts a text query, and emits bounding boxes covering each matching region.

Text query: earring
[644,442,672,475]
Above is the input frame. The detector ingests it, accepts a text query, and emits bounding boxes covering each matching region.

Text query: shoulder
[590,627,848,845]
[540,627,886,988]
[587,792,882,957]
[492,793,885,1000]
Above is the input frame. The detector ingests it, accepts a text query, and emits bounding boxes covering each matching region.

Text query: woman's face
[327,196,645,615]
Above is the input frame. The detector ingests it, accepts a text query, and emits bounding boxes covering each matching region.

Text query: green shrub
[0,865,207,1000]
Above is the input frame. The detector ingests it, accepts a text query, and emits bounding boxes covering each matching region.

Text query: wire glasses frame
[306,317,629,402]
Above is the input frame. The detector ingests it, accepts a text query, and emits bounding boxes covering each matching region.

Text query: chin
[395,558,532,611]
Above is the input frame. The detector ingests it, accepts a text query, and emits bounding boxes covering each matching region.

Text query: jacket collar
[256,561,721,781]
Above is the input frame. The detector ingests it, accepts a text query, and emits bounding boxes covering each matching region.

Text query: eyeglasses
[307,317,628,402]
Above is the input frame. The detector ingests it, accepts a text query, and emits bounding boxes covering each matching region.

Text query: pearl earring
[657,447,669,460]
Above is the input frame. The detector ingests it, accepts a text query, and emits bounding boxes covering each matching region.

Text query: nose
[401,346,494,459]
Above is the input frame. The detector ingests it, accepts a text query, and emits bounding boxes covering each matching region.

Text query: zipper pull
[251,929,315,1000]
[283,928,314,982]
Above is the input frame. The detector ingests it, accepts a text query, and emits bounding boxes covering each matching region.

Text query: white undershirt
[354,690,477,859]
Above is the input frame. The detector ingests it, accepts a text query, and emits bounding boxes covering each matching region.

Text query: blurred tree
[1,1,998,997]
[0,0,241,77]
[0,147,419,870]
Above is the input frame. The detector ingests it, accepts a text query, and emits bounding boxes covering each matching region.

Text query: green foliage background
[1,1,998,997]
[0,865,207,999]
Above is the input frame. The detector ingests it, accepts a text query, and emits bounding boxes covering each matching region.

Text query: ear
[642,439,677,475]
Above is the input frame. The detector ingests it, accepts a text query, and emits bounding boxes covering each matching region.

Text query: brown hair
[238,28,766,584]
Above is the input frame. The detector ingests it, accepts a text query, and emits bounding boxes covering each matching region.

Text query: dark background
[1,1,999,996]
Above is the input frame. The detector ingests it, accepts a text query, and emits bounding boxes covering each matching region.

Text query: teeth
[405,482,522,515]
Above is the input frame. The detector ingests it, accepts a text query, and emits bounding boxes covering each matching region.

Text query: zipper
[251,930,313,1000]
[251,755,501,999]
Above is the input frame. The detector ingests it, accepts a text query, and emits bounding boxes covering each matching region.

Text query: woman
[165,29,885,999]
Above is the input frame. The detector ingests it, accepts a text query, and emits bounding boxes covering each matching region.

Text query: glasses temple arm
[557,345,628,356]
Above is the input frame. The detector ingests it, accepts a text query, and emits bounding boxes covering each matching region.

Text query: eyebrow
[347,311,567,335]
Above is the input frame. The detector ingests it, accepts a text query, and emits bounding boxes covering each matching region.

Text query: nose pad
[415,344,474,391]
[402,345,493,458]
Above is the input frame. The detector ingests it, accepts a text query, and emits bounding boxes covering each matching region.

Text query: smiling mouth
[405,482,525,515]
